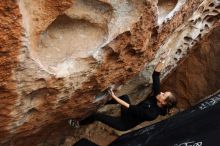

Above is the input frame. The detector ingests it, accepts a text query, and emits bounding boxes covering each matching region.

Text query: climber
[68,60,177,131]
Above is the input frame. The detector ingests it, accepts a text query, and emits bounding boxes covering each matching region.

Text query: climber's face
[156,91,172,107]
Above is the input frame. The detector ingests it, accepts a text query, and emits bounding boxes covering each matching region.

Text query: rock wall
[0,0,220,145]
[0,0,23,142]
[162,26,220,107]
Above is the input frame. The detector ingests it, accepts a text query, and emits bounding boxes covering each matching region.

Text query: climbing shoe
[68,119,80,128]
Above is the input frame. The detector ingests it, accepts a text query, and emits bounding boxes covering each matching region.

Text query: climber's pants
[80,95,135,131]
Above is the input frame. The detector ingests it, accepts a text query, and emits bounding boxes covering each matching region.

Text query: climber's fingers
[160,52,167,60]
[108,88,114,97]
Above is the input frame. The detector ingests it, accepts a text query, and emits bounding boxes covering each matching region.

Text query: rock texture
[0,0,23,142]
[162,26,220,106]
[0,0,220,145]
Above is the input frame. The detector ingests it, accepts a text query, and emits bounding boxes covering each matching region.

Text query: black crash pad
[72,138,98,146]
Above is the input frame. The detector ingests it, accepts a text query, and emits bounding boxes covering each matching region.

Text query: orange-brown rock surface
[0,0,220,145]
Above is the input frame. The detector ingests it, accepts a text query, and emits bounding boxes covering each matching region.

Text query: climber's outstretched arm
[108,89,130,108]
[152,61,165,95]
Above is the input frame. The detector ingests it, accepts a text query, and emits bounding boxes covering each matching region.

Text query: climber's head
[156,91,177,109]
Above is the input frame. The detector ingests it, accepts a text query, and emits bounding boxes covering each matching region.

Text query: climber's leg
[91,113,131,131]
[69,112,131,131]
[69,94,134,130]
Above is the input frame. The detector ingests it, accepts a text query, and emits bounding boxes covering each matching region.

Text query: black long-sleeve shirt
[126,71,167,126]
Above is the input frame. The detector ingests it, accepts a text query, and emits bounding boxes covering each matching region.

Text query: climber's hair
[165,92,177,114]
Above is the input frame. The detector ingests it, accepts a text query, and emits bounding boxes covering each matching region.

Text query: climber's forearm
[112,95,130,108]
